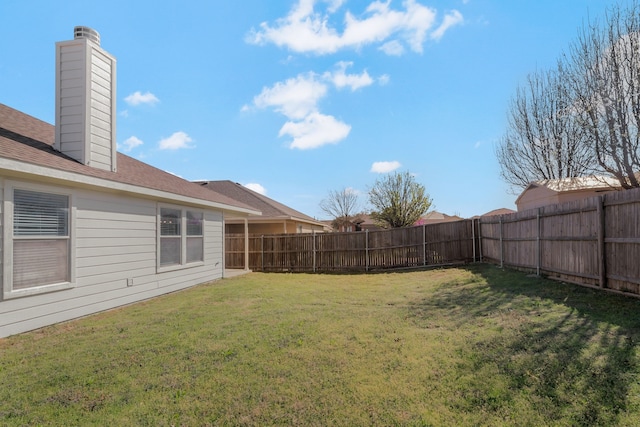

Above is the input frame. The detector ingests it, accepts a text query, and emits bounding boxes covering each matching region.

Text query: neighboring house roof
[515,175,620,207]
[514,175,625,212]
[480,208,516,217]
[533,176,619,193]
[320,213,382,231]
[196,180,325,227]
[0,103,259,215]
[415,211,463,225]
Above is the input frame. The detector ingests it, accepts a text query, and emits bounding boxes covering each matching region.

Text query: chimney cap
[74,26,100,45]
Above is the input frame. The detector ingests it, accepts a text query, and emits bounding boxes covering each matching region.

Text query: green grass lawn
[2,265,640,426]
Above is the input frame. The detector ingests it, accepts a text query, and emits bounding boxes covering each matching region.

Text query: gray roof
[197,180,323,225]
[0,103,257,214]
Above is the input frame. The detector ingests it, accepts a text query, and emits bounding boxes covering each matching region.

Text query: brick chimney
[54,26,117,172]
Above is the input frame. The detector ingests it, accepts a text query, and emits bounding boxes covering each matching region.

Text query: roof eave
[0,158,261,216]
[226,214,325,227]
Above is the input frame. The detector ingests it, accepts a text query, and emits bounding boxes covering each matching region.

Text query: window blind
[14,190,69,236]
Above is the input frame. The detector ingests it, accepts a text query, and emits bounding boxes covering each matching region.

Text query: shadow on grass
[407,264,640,425]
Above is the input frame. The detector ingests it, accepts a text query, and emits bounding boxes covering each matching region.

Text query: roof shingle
[0,103,255,213]
[197,180,321,223]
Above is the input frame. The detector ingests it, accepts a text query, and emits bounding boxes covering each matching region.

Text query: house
[323,211,464,231]
[516,176,620,211]
[321,213,383,232]
[196,180,329,235]
[415,211,464,225]
[479,208,516,217]
[0,27,259,338]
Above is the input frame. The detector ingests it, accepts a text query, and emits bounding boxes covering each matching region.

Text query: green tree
[368,172,432,228]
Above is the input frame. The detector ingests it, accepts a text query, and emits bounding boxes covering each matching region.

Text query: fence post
[499,216,504,269]
[423,224,427,266]
[478,218,483,262]
[536,208,541,276]
[312,231,316,273]
[365,229,369,272]
[261,235,264,272]
[471,219,476,263]
[597,196,606,288]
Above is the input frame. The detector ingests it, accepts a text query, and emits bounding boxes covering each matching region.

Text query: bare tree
[368,172,432,228]
[319,188,361,230]
[497,63,594,192]
[567,2,640,188]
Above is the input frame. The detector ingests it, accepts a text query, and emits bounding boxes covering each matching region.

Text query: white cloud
[379,40,405,56]
[244,183,267,195]
[248,64,379,149]
[345,186,361,195]
[279,112,351,149]
[327,0,346,13]
[247,0,461,55]
[120,136,143,152]
[251,73,327,120]
[124,91,159,106]
[158,131,193,150]
[371,160,401,173]
[378,74,391,85]
[325,61,374,91]
[430,10,464,41]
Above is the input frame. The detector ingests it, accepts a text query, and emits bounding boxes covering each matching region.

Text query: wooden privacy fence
[225,220,478,273]
[225,187,640,297]
[478,187,640,297]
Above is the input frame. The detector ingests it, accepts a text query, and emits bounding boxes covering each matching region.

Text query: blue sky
[0,0,628,219]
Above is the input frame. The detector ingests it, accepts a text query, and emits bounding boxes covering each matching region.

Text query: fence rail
[478,187,640,297]
[226,220,477,273]
[225,186,640,298]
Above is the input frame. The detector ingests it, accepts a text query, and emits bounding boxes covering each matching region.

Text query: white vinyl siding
[87,47,115,171]
[0,181,225,338]
[0,183,3,294]
[55,37,116,172]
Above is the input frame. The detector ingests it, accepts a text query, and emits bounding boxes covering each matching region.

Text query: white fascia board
[0,158,261,216]
[225,215,324,227]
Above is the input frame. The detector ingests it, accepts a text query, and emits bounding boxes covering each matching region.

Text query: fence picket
[225,187,640,298]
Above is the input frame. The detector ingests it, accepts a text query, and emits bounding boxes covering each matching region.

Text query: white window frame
[157,205,205,273]
[2,181,76,300]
